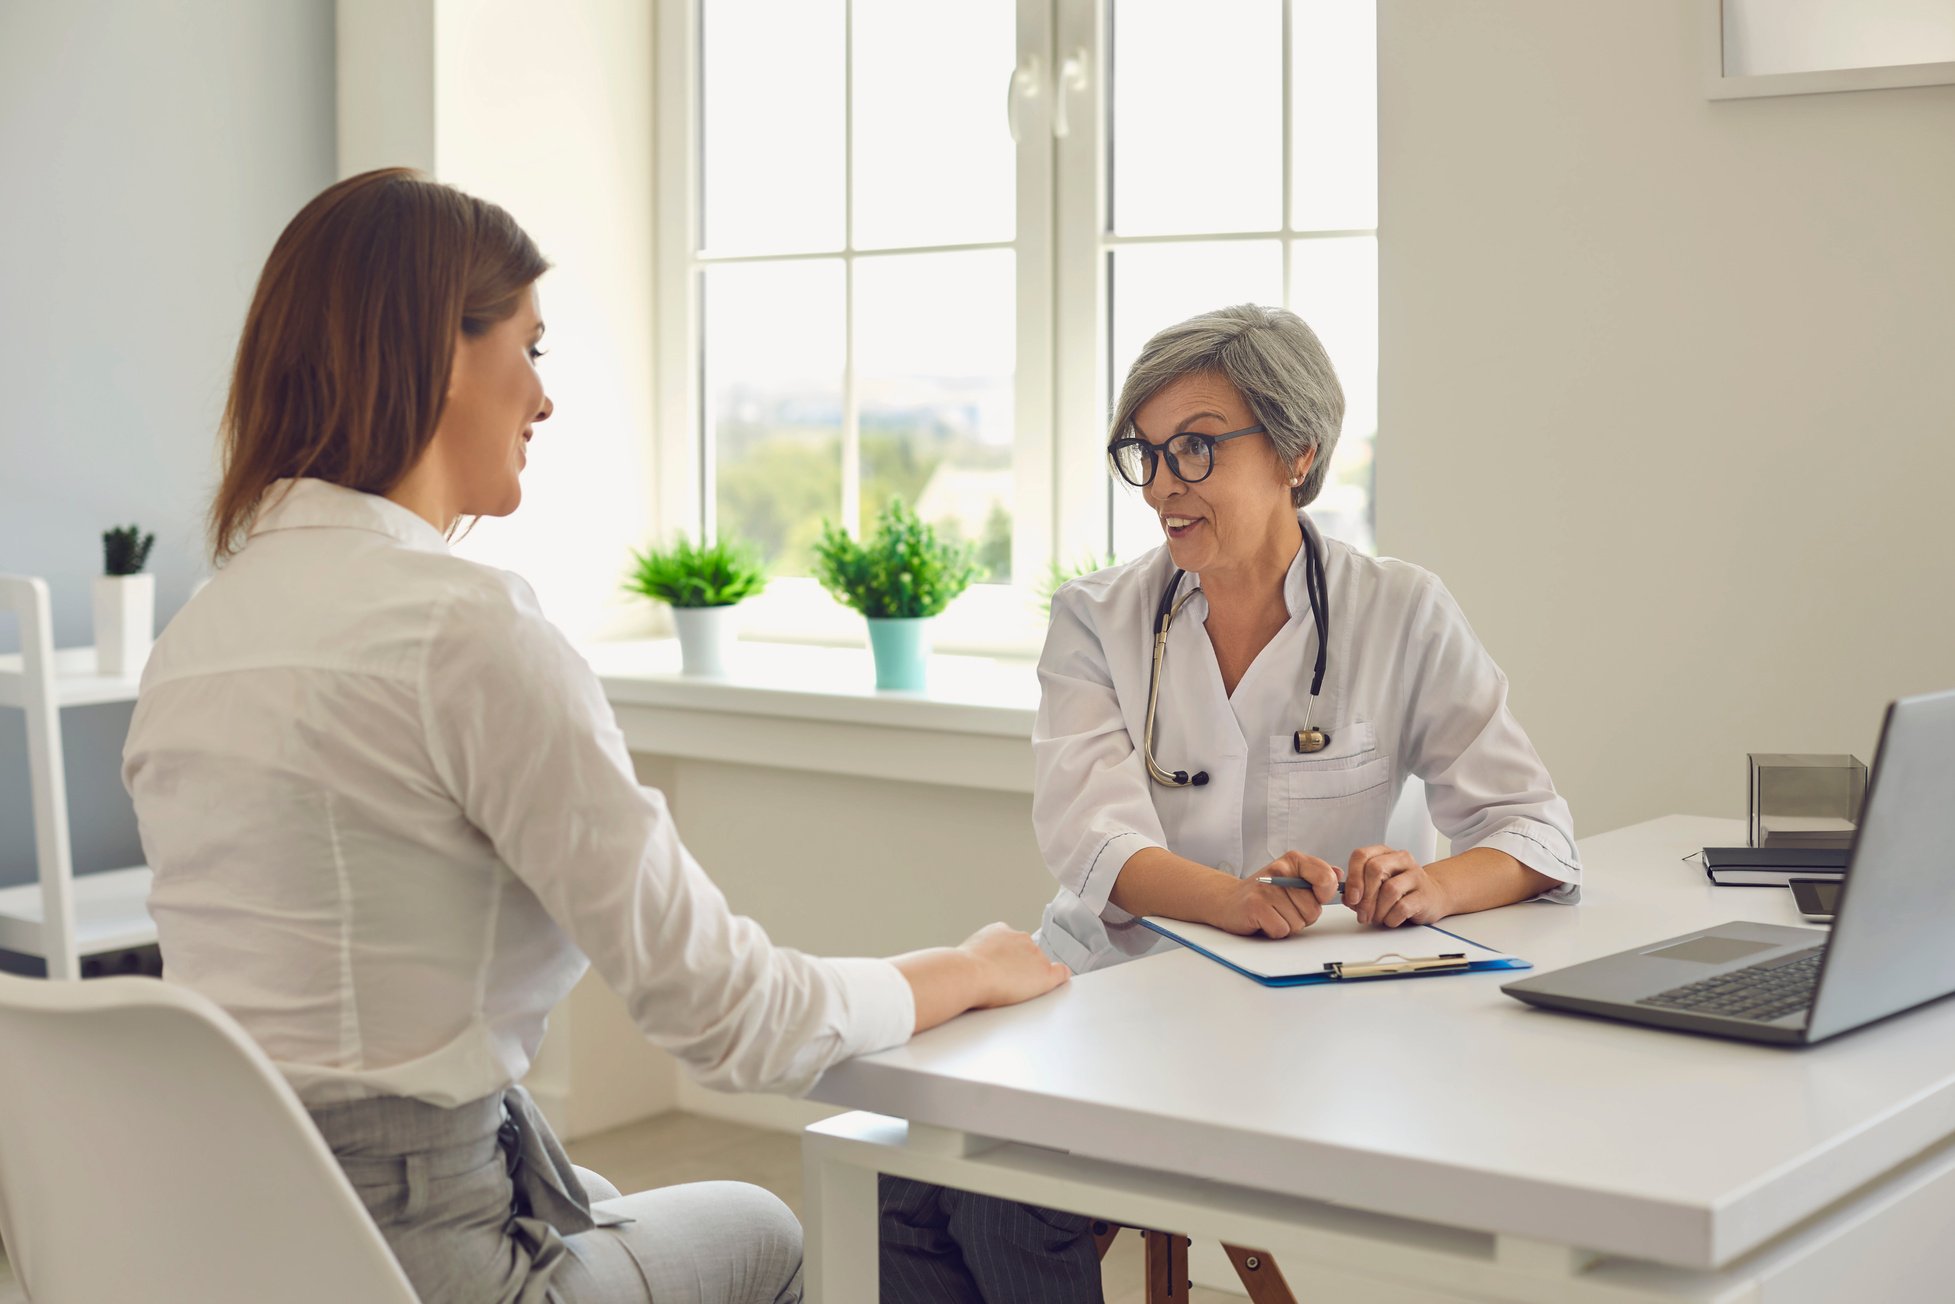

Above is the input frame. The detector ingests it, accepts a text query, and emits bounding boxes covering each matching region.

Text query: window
[656,0,1377,650]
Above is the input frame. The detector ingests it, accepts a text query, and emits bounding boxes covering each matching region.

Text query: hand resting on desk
[893,922,1070,1035]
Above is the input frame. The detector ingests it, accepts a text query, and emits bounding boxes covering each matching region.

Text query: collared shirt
[123,478,914,1106]
[1033,515,1581,973]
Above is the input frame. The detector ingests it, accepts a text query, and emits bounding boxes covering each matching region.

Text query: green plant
[1035,552,1119,617]
[102,525,156,576]
[811,498,982,619]
[624,535,768,608]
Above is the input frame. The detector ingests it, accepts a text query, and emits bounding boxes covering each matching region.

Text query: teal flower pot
[865,616,930,691]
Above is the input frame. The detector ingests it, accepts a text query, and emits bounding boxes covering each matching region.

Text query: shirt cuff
[1473,820,1582,905]
[822,956,917,1061]
[1076,830,1162,917]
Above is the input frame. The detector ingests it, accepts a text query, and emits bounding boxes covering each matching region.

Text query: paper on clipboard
[1140,911,1524,983]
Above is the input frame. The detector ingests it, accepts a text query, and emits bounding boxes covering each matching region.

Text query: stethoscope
[1141,522,1332,788]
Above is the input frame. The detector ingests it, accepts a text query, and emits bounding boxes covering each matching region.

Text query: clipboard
[1140,912,1530,987]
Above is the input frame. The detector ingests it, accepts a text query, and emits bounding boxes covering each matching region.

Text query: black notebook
[1703,845,1848,886]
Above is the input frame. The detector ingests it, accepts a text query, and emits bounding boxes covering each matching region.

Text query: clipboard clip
[1325,952,1470,980]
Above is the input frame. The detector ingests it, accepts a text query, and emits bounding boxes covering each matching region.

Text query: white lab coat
[1032,515,1580,973]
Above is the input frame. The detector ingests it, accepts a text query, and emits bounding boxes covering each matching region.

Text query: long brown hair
[208,168,549,560]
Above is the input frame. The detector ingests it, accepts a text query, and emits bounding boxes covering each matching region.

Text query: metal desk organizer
[1748,752,1866,850]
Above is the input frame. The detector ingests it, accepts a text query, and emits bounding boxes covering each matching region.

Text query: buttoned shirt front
[1033,515,1581,973]
[123,478,914,1106]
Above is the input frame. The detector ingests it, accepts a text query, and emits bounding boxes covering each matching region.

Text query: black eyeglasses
[1107,424,1267,487]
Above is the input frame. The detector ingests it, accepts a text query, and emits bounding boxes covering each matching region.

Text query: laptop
[1503,689,1955,1046]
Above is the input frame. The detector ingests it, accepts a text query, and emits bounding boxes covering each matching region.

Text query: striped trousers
[879,1175,1104,1303]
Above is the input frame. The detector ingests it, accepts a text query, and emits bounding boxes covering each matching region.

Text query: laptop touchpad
[1644,937,1778,964]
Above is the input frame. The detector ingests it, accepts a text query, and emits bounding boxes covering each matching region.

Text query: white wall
[336,0,663,644]
[432,0,663,644]
[0,0,336,893]
[1376,0,1955,838]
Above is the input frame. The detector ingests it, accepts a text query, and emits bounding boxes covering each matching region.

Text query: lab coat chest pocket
[1266,721,1395,861]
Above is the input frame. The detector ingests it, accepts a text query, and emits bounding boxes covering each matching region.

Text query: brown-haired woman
[122,168,1068,1304]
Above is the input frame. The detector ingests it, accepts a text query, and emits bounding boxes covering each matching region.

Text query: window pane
[705,260,844,575]
[853,0,1015,250]
[701,0,844,255]
[1110,0,1282,237]
[1292,0,1377,231]
[855,250,1017,583]
[1289,235,1376,552]
[1108,240,1283,559]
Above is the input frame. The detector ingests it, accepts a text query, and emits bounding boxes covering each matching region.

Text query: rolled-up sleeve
[1399,575,1581,903]
[421,573,914,1095]
[1032,583,1168,918]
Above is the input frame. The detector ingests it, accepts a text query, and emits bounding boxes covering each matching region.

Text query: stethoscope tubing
[1141,522,1330,789]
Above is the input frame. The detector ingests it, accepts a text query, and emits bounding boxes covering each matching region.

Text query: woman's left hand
[1343,844,1453,927]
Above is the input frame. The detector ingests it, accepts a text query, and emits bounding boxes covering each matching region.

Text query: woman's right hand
[895,923,1070,1034]
[959,921,1072,1009]
[1206,852,1340,937]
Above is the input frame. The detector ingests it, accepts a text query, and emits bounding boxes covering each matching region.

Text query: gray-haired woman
[879,304,1579,1301]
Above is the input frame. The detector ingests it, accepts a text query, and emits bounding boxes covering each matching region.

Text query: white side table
[0,576,156,980]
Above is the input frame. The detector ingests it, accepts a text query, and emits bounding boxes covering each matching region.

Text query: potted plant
[624,534,767,676]
[811,498,982,691]
[94,524,156,676]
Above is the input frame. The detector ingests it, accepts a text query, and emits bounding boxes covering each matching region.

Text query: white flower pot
[671,604,738,676]
[93,573,155,677]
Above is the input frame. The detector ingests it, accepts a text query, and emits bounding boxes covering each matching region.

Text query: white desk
[802,816,1955,1302]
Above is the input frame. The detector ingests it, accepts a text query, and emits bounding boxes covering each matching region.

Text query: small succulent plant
[625,534,769,608]
[102,525,156,577]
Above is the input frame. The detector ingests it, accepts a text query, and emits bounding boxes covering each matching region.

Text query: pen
[1255,876,1345,898]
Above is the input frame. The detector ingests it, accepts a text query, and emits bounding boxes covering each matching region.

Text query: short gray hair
[1111,304,1345,508]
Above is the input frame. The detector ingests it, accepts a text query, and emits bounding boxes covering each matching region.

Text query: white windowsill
[581,639,1041,793]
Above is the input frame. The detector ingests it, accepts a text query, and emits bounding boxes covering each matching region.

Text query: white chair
[0,972,418,1303]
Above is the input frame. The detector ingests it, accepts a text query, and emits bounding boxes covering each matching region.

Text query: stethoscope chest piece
[1293,727,1332,754]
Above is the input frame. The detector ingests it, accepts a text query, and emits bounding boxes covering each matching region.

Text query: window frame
[653,0,1375,656]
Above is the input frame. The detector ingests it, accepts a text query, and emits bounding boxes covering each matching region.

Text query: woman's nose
[537,394,554,422]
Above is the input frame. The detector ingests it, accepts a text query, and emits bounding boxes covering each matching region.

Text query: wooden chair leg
[1091,1219,1122,1261]
[1222,1243,1297,1304]
[1142,1229,1191,1303]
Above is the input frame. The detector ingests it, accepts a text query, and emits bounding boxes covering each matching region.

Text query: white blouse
[122,478,914,1107]
[1033,515,1580,973]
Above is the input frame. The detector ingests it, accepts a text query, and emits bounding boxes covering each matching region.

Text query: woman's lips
[1164,515,1202,539]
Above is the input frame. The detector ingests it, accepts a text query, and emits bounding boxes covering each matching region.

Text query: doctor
[1033,303,1580,973]
[877,304,1580,1303]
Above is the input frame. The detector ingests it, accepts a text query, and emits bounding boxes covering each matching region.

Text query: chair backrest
[0,973,419,1303]
[0,575,80,980]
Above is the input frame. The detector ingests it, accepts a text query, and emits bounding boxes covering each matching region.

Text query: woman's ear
[1288,447,1316,489]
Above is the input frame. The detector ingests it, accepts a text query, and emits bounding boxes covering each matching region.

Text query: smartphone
[1789,878,1841,922]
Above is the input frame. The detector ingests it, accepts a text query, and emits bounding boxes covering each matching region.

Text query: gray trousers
[308,1087,802,1304]
[878,1176,1104,1303]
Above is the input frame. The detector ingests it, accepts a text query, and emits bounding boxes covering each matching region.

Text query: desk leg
[802,1128,879,1303]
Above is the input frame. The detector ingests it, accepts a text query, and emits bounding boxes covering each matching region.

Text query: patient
[121,167,1068,1304]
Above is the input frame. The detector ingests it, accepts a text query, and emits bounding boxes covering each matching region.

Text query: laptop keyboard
[1639,946,1826,1023]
